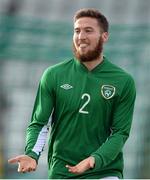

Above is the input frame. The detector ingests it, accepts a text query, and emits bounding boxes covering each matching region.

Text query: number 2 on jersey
[79,93,90,114]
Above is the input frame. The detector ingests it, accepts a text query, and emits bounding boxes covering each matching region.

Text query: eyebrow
[74,27,94,30]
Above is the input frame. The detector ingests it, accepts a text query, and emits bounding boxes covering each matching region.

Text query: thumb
[8,157,20,164]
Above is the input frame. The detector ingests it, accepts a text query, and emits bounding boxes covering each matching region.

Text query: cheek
[73,36,78,47]
[91,37,100,47]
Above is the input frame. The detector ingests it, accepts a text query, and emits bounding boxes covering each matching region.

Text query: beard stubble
[73,37,103,62]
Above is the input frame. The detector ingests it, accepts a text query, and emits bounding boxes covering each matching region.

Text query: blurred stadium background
[0,0,150,179]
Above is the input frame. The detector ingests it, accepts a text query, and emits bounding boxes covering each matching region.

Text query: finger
[89,157,95,168]
[8,157,19,164]
[66,164,80,174]
[17,163,22,172]
[27,167,33,172]
[18,167,28,173]
[66,165,73,170]
[17,162,27,173]
[31,167,36,171]
[65,165,72,168]
[18,164,28,173]
[89,160,94,168]
[18,168,25,173]
[25,165,37,173]
[28,167,36,172]
[68,166,78,173]
[22,169,26,173]
[69,168,76,173]
[19,166,32,173]
[26,168,32,172]
[22,169,27,173]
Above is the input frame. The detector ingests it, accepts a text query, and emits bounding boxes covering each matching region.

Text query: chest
[54,73,119,115]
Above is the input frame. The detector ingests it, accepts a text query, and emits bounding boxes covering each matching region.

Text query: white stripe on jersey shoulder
[32,109,53,155]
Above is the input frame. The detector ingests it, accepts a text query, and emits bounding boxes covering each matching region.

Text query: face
[73,17,108,62]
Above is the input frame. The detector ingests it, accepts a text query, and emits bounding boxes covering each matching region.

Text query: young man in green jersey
[8,8,136,179]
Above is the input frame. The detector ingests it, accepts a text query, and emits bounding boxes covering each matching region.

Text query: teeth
[79,44,88,48]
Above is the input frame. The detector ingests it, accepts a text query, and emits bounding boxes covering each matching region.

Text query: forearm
[91,131,128,170]
[25,122,49,162]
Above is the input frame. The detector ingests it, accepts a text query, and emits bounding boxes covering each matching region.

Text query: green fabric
[25,56,136,179]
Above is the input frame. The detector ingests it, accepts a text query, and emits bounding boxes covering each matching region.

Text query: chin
[79,50,88,55]
[79,52,86,56]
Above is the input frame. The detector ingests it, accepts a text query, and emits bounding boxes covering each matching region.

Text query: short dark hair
[74,8,109,32]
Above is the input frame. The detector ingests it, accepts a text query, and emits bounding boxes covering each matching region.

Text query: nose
[78,31,86,40]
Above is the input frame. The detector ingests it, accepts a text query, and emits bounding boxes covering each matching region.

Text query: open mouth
[79,44,88,48]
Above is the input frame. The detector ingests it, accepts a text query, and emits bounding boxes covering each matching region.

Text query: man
[8,8,136,179]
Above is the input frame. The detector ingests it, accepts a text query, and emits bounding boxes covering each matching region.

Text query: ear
[101,32,109,43]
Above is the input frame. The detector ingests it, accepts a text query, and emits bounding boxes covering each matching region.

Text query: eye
[85,28,93,33]
[74,29,80,34]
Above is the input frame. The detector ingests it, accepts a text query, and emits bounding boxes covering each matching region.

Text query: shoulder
[44,58,74,75]
[103,57,136,97]
[39,59,73,88]
[104,57,135,83]
[42,58,74,78]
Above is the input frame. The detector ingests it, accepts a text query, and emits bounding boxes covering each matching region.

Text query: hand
[8,155,37,173]
[66,156,95,174]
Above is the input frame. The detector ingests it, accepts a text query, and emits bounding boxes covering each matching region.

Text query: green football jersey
[25,56,136,179]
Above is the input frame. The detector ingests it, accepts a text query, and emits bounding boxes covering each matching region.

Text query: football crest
[101,85,115,99]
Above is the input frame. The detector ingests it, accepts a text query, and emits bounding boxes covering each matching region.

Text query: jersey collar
[74,56,106,73]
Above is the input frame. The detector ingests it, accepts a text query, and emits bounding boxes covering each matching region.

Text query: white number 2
[79,93,90,114]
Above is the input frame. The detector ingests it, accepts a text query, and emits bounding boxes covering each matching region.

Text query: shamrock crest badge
[101,85,116,99]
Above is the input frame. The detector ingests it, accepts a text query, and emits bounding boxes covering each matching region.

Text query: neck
[82,53,103,71]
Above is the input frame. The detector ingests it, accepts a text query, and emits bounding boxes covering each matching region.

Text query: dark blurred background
[0,0,150,178]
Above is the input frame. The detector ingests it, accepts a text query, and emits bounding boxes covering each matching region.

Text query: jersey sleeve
[25,68,55,162]
[91,76,136,170]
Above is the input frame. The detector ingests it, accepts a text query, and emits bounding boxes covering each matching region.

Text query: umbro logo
[60,84,73,90]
